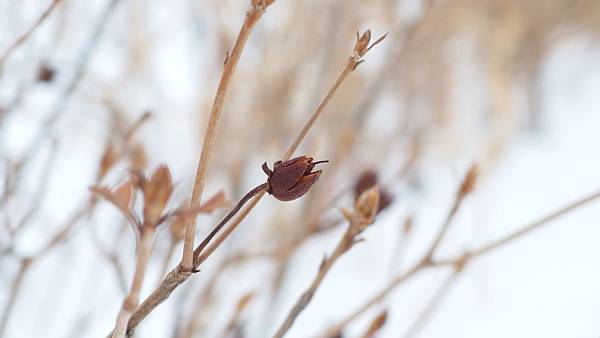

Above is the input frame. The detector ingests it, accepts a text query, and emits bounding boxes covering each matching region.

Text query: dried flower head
[140,165,174,226]
[262,156,328,201]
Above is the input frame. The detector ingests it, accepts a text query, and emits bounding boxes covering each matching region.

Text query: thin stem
[193,183,267,263]
[123,185,267,337]
[158,240,178,285]
[272,190,378,338]
[469,189,600,257]
[320,263,425,338]
[181,1,272,271]
[120,26,385,338]
[0,0,62,67]
[16,0,122,172]
[196,45,373,268]
[0,199,94,337]
[111,227,156,338]
[424,166,477,260]
[401,270,461,338]
[0,258,31,338]
[319,188,600,336]
[194,190,266,266]
[282,59,354,161]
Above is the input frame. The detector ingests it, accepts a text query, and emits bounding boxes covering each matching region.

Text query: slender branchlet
[271,187,380,338]
[320,187,600,337]
[0,0,62,68]
[120,26,386,338]
[181,0,277,272]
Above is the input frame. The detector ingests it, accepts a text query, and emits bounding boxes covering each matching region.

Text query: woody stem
[192,183,268,265]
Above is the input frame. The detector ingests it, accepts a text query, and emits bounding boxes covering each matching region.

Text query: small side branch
[272,187,380,338]
[0,0,62,67]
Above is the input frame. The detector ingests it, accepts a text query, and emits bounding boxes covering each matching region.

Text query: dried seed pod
[262,156,327,201]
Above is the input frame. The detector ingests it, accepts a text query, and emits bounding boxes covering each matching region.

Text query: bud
[353,30,387,62]
[364,310,388,337]
[262,156,328,201]
[354,30,372,58]
[98,144,118,180]
[354,170,393,213]
[354,186,380,224]
[459,165,478,197]
[142,165,174,226]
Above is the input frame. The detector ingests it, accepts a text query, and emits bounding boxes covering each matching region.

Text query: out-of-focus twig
[0,0,62,67]
[320,187,600,337]
[272,186,380,338]
[122,26,385,338]
[181,0,277,272]
[401,269,462,338]
[15,0,122,180]
[0,198,96,338]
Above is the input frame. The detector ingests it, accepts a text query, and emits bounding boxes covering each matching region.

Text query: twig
[121,26,386,338]
[181,0,276,272]
[387,216,413,275]
[319,188,600,336]
[283,30,386,160]
[124,186,268,337]
[0,258,31,338]
[271,187,380,338]
[359,310,388,338]
[15,0,122,179]
[401,270,461,338]
[0,0,62,67]
[88,220,129,294]
[195,29,387,268]
[192,183,268,264]
[111,227,157,338]
[11,138,59,236]
[424,165,478,261]
[0,198,95,337]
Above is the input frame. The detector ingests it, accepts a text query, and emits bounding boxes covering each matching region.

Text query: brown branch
[0,0,62,67]
[319,188,600,336]
[271,187,380,338]
[192,183,267,264]
[111,227,156,338]
[121,26,385,338]
[124,185,267,337]
[181,0,275,272]
[424,165,478,261]
[193,29,387,269]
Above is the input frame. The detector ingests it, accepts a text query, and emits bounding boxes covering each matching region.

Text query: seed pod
[262,156,327,201]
